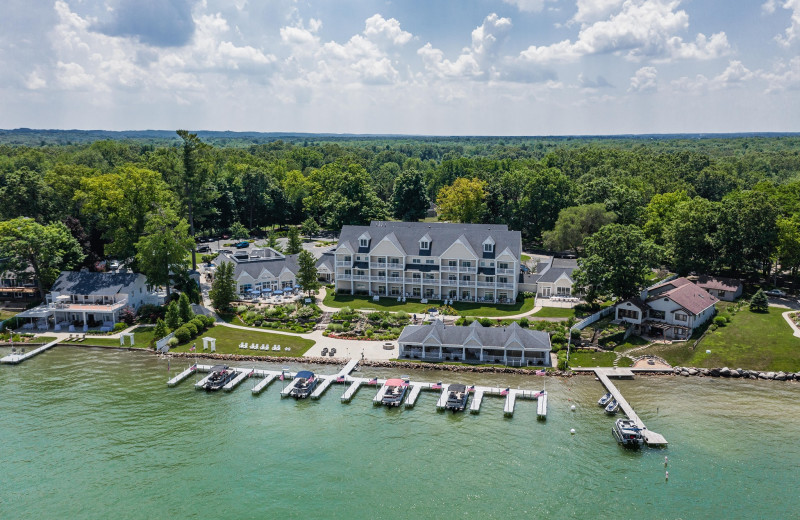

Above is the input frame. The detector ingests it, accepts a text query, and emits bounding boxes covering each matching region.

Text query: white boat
[380,378,408,407]
[612,418,644,448]
[598,392,613,407]
[604,398,620,414]
[290,370,318,399]
[444,384,469,412]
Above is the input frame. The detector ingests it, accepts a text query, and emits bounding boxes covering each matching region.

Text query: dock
[341,380,362,402]
[372,382,389,404]
[223,368,253,392]
[503,391,516,416]
[469,389,484,414]
[404,384,423,408]
[311,376,335,399]
[592,368,668,446]
[252,373,277,394]
[280,377,301,397]
[167,364,197,386]
[537,391,547,419]
[435,385,451,410]
[1,339,61,364]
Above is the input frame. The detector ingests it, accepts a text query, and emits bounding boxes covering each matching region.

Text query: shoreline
[4,342,800,381]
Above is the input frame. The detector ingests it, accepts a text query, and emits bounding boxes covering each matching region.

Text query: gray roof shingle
[398,320,550,350]
[51,271,144,296]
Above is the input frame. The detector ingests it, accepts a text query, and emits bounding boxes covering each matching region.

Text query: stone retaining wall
[672,366,800,381]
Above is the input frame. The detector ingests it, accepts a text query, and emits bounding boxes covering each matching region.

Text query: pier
[166,358,547,418]
[1,339,61,364]
[591,367,668,447]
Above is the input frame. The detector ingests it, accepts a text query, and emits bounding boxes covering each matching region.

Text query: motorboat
[380,378,408,407]
[445,384,469,412]
[604,398,620,415]
[290,370,318,398]
[204,365,236,391]
[612,418,644,448]
[598,392,613,407]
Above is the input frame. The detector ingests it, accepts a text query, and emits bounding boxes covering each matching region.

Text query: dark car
[235,241,250,249]
[197,245,210,253]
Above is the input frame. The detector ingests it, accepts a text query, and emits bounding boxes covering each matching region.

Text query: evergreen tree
[296,250,320,296]
[210,261,237,310]
[229,221,248,239]
[178,292,194,323]
[301,217,320,237]
[286,226,302,254]
[749,289,769,313]
[165,300,182,330]
[153,318,168,340]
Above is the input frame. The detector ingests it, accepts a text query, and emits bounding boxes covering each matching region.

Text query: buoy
[665,471,669,481]
[570,428,576,434]
[571,405,576,411]
[664,456,668,467]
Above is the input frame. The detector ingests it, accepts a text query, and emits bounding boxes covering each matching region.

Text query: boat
[380,378,408,407]
[598,392,613,407]
[289,370,318,399]
[445,384,469,412]
[612,418,644,448]
[204,365,237,391]
[605,398,620,414]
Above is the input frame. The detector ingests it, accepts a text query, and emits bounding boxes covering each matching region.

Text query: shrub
[200,315,215,327]
[479,318,492,327]
[167,337,179,347]
[395,311,409,320]
[365,329,374,337]
[518,317,529,328]
[713,316,727,327]
[749,289,769,313]
[190,317,205,331]
[174,326,191,344]
[113,323,127,332]
[184,322,198,337]
[343,321,351,329]
[551,332,566,344]
[153,319,168,340]
[136,304,164,323]
[236,305,247,314]
[119,306,137,325]
[295,306,315,319]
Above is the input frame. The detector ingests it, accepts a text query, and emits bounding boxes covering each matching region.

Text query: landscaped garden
[325,307,410,340]
[232,302,322,333]
[168,324,315,357]
[323,292,536,317]
[74,326,158,348]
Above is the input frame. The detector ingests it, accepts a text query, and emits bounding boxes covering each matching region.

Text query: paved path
[782,310,800,338]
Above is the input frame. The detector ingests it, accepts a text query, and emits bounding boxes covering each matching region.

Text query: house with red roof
[614,277,719,340]
[694,275,743,302]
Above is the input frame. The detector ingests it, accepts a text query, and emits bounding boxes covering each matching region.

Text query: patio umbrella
[274,289,284,295]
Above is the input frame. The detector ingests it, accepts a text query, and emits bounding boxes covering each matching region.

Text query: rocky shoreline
[672,366,800,381]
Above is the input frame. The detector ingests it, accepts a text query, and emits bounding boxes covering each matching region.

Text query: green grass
[0,310,18,321]
[568,351,618,367]
[74,327,157,348]
[168,324,315,357]
[643,308,800,371]
[521,254,531,262]
[531,307,576,318]
[612,336,650,353]
[323,293,536,317]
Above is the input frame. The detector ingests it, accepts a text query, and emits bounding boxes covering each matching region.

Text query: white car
[765,289,786,297]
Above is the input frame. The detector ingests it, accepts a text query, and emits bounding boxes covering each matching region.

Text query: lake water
[1,346,799,519]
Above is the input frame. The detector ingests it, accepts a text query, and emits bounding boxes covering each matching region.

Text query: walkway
[782,310,800,338]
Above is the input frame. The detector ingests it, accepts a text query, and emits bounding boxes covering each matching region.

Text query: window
[718,290,726,298]
[618,309,639,320]
[499,262,508,269]
[425,259,434,264]
[412,258,421,264]
[359,239,368,247]
[413,273,421,280]
[420,241,429,250]
[675,313,688,322]
[484,243,493,252]
[485,277,494,283]
[462,261,471,268]
[499,277,508,284]
[448,260,457,267]
[344,256,351,262]
[390,258,399,265]
[448,275,456,282]
[412,287,421,296]
[461,275,471,282]
[650,310,666,320]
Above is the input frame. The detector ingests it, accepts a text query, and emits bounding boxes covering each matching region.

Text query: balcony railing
[477,281,495,288]
[497,268,515,275]
[335,261,351,267]
[370,262,388,269]
[351,275,370,281]
[52,298,129,312]
[460,266,478,273]
[496,282,515,289]
[370,276,386,282]
[337,274,352,281]
[440,265,458,272]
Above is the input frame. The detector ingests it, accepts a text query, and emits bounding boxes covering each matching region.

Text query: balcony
[351,275,370,281]
[337,274,352,281]
[477,281,495,288]
[497,268,515,275]
[52,298,129,313]
[370,276,386,282]
[335,261,351,267]
[460,266,477,273]
[370,262,388,269]
[440,265,458,272]
[496,282,515,289]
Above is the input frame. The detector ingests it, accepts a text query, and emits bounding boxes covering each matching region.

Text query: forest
[1,130,800,300]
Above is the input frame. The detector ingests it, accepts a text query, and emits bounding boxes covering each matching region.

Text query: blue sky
[0,0,798,134]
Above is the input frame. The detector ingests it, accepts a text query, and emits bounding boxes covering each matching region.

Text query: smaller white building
[216,248,301,296]
[397,320,551,367]
[694,275,743,302]
[614,277,719,340]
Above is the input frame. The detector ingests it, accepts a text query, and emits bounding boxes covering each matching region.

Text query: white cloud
[671,60,755,93]
[572,0,625,24]
[628,66,657,92]
[56,61,95,90]
[363,14,412,45]
[520,0,730,63]
[501,0,553,13]
[762,56,800,91]
[25,70,47,90]
[772,0,800,47]
[418,13,511,80]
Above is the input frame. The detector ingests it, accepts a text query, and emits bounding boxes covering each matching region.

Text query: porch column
[461,347,465,361]
[82,311,88,331]
[422,345,426,359]
[503,349,507,365]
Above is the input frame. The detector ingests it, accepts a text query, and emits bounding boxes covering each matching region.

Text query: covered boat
[204,365,236,391]
[289,370,318,398]
[612,418,644,448]
[598,392,613,407]
[445,384,469,412]
[380,378,408,407]
[604,398,620,415]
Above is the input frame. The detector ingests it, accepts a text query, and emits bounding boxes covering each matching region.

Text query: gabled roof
[397,321,550,351]
[530,256,578,284]
[217,248,301,281]
[646,276,718,315]
[51,271,145,296]
[337,221,521,260]
[695,275,742,293]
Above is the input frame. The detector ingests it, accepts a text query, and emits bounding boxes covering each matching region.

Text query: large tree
[663,197,719,276]
[573,224,661,300]
[286,226,302,254]
[296,250,320,296]
[176,130,213,270]
[134,207,193,298]
[209,260,236,310]
[643,190,691,245]
[0,217,85,297]
[436,177,487,223]
[392,169,430,221]
[542,203,617,253]
[713,190,779,275]
[304,163,388,228]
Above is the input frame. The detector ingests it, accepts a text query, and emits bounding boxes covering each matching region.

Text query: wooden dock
[280,377,300,397]
[435,385,451,410]
[341,380,362,402]
[470,389,484,414]
[311,376,335,399]
[252,374,277,394]
[593,368,668,446]
[1,339,61,364]
[167,364,197,386]
[404,384,423,408]
[537,391,547,419]
[223,369,253,392]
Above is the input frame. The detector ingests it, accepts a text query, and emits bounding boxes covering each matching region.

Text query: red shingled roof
[695,275,742,293]
[647,277,719,315]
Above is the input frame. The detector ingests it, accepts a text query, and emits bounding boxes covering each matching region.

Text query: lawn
[0,310,18,321]
[323,292,536,317]
[612,336,650,353]
[74,327,157,348]
[531,307,576,318]
[168,324,315,357]
[567,351,618,367]
[643,308,800,371]
[521,254,531,263]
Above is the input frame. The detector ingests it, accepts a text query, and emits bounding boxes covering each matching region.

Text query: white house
[397,320,551,367]
[333,221,522,304]
[614,277,719,340]
[694,275,743,302]
[216,248,301,296]
[521,257,579,298]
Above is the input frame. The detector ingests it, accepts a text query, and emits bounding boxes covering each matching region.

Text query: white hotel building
[333,222,521,304]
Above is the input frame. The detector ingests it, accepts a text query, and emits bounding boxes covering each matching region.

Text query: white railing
[335,261,351,267]
[370,262,388,269]
[477,281,495,288]
[370,276,386,282]
[53,298,129,311]
[574,306,614,331]
[440,266,458,272]
[351,275,370,281]
[156,331,175,353]
[496,283,515,289]
[497,268,515,275]
[460,266,477,273]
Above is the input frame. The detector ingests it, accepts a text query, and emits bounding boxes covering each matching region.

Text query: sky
[0,0,799,135]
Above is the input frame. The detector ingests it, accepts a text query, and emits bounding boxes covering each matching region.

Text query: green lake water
[1,346,799,519]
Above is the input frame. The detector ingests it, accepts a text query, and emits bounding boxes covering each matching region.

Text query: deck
[1,339,62,364]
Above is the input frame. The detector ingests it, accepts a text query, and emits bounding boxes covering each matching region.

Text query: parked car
[235,241,249,249]
[220,249,232,254]
[765,289,787,297]
[109,260,120,270]
[197,245,210,253]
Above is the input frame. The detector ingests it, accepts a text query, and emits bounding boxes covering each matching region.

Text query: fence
[573,306,614,331]
[156,331,175,353]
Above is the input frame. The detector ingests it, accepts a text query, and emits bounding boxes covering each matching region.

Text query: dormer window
[359,238,368,247]
[482,236,495,253]
[420,240,429,250]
